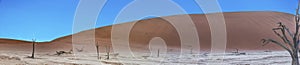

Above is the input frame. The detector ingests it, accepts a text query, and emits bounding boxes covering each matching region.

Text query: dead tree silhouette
[30,38,36,58]
[262,1,300,65]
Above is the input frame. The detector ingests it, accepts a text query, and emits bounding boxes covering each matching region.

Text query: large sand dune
[0,11,295,53]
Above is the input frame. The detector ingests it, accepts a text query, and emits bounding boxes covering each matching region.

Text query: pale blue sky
[0,0,298,42]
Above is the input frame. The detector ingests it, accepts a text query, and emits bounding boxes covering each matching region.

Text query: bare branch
[277,23,294,49]
[284,28,294,37]
[261,39,292,54]
[272,28,289,44]
[278,22,294,37]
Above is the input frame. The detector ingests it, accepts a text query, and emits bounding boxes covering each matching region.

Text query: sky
[0,0,298,42]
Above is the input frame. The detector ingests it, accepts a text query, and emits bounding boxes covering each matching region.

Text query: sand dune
[0,11,295,53]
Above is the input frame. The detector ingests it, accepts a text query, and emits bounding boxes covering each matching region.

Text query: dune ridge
[0,11,295,53]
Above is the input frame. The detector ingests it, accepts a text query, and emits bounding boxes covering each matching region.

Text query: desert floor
[0,51,293,65]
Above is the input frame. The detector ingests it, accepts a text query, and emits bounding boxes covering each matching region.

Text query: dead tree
[262,1,300,65]
[95,42,100,60]
[76,47,84,52]
[189,46,193,54]
[105,45,110,60]
[56,51,64,56]
[55,50,72,56]
[30,38,36,58]
[157,49,160,57]
[234,48,239,53]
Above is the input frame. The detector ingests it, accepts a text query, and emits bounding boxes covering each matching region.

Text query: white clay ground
[0,51,293,65]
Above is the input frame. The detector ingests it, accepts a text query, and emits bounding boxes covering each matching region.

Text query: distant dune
[0,11,295,53]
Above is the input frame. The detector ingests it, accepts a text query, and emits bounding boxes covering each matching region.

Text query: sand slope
[0,11,295,53]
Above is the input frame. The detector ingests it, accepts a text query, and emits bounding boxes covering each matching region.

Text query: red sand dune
[0,11,295,53]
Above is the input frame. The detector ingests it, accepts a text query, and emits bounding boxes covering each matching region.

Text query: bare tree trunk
[293,1,300,64]
[190,48,193,54]
[292,52,299,65]
[292,45,300,65]
[292,7,300,65]
[31,39,35,58]
[96,42,100,60]
[292,44,299,65]
[106,45,110,60]
[292,55,299,65]
[157,49,160,57]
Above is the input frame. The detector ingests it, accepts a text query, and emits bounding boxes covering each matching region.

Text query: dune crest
[0,11,295,53]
